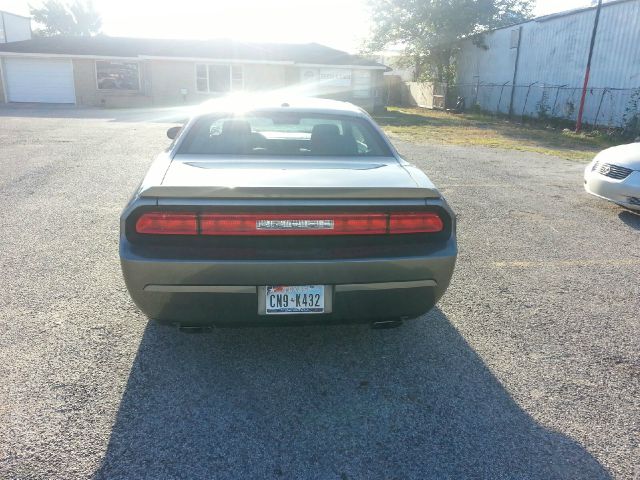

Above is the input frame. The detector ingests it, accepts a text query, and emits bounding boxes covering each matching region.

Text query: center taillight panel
[200,213,389,236]
[133,211,445,236]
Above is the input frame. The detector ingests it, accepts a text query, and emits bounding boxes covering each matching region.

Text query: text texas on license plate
[265,285,324,314]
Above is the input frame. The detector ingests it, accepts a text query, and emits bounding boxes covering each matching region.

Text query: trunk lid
[140,156,440,199]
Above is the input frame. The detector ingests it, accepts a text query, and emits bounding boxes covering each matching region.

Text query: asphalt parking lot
[0,106,638,480]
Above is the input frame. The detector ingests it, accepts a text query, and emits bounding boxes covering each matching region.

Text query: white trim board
[296,63,386,70]
[0,51,385,69]
[0,57,8,102]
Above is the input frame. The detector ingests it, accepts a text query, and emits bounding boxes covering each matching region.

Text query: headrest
[311,124,341,139]
[221,120,252,136]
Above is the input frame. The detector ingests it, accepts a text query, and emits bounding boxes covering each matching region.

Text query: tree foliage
[366,0,533,83]
[30,0,102,37]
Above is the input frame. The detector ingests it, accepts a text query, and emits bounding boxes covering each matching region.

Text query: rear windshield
[177,112,392,157]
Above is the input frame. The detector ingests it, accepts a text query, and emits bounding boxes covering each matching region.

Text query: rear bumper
[120,237,457,325]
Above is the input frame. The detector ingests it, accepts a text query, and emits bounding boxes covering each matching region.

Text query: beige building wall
[242,63,288,91]
[145,62,385,109]
[315,69,386,112]
[2,56,385,110]
[72,58,152,107]
[147,61,290,106]
[147,60,197,106]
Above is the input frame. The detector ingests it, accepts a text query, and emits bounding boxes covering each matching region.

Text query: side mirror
[167,126,181,140]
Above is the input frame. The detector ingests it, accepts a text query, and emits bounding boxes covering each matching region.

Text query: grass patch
[374,107,624,161]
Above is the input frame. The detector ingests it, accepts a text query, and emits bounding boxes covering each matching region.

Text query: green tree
[30,0,102,36]
[366,0,533,83]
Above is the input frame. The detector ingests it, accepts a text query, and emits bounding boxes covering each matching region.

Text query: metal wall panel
[2,13,32,43]
[454,0,640,127]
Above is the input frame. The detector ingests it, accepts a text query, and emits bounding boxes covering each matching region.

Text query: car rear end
[121,194,456,326]
[120,103,457,326]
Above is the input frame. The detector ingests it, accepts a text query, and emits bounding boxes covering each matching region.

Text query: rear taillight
[389,212,443,234]
[200,213,388,236]
[135,211,444,236]
[135,212,198,235]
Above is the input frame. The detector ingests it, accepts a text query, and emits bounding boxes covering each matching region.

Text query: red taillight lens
[389,212,444,234]
[135,212,198,235]
[200,214,388,236]
[134,211,444,236]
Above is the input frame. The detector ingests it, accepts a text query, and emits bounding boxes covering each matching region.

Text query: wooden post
[508,26,523,118]
[576,0,603,133]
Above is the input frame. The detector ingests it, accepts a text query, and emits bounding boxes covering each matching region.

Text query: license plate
[263,285,325,315]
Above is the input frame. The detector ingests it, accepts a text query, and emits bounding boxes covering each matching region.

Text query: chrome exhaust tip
[370,319,403,329]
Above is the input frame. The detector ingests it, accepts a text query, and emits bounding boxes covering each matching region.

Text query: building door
[4,58,75,103]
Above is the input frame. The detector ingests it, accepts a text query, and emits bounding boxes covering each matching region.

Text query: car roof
[190,96,369,119]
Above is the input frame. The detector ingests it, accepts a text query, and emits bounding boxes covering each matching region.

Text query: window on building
[196,64,244,93]
[352,70,371,98]
[96,61,140,90]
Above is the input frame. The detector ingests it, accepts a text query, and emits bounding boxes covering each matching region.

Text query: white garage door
[4,58,75,104]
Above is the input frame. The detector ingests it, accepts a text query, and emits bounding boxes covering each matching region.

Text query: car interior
[179,116,388,156]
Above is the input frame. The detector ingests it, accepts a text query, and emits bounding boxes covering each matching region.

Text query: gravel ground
[0,107,638,480]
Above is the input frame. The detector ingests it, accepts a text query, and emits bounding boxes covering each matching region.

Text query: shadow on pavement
[619,209,640,230]
[94,309,610,479]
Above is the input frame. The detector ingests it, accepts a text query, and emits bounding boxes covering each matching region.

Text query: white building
[455,0,640,127]
[0,11,32,43]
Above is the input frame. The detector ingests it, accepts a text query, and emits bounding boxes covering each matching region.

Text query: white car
[584,142,640,211]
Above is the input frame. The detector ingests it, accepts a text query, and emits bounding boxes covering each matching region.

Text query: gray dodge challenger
[120,98,457,327]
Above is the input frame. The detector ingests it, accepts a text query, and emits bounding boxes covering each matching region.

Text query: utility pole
[508,26,523,118]
[1,13,7,43]
[575,0,603,133]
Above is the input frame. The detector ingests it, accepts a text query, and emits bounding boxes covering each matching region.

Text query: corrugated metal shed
[455,0,640,127]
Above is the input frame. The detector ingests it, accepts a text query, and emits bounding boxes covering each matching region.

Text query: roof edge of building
[458,0,636,43]
[0,36,387,69]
